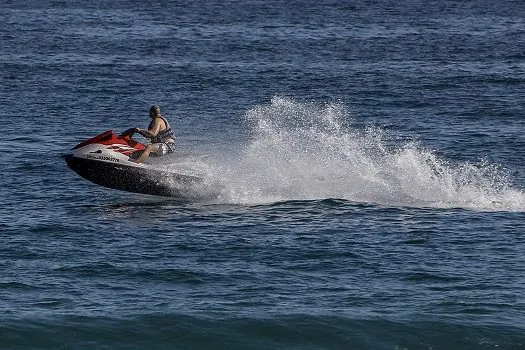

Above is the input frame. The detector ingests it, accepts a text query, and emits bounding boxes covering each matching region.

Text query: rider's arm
[137,119,161,138]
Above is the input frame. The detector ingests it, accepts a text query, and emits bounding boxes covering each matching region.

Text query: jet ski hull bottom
[64,155,201,197]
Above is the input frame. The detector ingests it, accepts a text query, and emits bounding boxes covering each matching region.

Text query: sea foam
[194,97,524,211]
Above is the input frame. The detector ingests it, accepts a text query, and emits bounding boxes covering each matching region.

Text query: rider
[132,105,175,163]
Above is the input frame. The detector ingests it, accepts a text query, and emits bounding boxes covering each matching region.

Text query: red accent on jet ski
[72,130,145,156]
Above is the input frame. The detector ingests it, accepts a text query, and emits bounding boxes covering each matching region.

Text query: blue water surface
[1,0,525,349]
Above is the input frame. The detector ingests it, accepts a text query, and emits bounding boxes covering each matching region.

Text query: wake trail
[173,96,525,211]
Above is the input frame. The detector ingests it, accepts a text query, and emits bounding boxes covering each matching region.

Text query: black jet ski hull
[64,155,200,197]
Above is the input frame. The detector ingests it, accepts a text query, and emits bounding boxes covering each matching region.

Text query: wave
[2,314,524,349]
[181,97,525,211]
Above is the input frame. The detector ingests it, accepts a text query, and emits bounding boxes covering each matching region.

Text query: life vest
[148,115,174,144]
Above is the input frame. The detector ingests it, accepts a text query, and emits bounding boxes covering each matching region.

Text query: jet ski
[64,129,204,197]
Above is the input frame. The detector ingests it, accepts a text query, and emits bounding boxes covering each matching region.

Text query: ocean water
[2,0,525,349]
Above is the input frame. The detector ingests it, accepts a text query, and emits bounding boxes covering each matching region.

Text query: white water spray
[192,97,524,211]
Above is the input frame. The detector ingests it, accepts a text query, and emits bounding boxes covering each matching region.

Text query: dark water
[2,0,525,349]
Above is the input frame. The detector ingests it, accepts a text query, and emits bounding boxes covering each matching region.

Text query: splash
[195,97,524,211]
